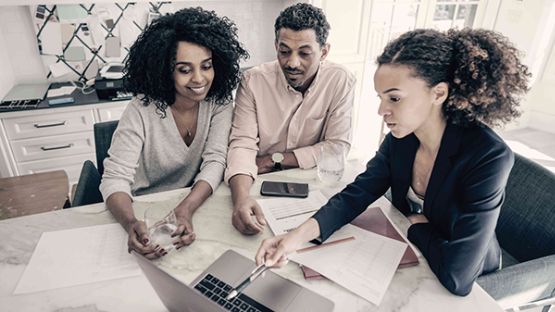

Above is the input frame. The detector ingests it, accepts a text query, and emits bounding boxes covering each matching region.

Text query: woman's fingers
[255,238,275,265]
[174,232,196,249]
[265,242,288,267]
[255,236,290,267]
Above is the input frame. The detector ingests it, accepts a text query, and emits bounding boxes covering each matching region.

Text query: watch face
[272,152,284,163]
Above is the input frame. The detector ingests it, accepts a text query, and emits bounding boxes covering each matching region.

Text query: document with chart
[289,224,407,306]
[258,190,328,235]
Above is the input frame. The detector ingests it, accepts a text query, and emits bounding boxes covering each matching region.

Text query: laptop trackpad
[243,271,301,311]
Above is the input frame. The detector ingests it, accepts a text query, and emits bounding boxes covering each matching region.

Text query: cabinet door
[10,132,95,162]
[4,109,95,140]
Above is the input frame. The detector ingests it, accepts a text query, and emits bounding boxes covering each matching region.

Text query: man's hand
[256,155,274,174]
[232,196,266,235]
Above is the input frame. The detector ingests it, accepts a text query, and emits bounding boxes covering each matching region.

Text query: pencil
[296,236,355,253]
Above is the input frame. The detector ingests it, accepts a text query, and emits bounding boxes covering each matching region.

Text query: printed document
[258,190,328,235]
[14,223,140,294]
[289,224,407,306]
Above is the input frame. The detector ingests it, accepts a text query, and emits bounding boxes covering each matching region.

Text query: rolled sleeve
[293,145,317,169]
[225,75,259,184]
[195,103,233,192]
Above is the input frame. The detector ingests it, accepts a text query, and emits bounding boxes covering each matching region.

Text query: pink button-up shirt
[225,60,355,183]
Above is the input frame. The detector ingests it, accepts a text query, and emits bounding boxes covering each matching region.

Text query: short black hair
[377,28,530,127]
[274,3,330,46]
[124,7,249,116]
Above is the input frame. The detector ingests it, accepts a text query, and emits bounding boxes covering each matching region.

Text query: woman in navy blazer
[255,28,530,296]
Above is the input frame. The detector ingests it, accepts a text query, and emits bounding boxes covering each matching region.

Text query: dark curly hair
[274,3,330,47]
[377,28,530,127]
[124,7,249,116]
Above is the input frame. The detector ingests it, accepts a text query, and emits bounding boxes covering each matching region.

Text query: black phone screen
[260,181,309,198]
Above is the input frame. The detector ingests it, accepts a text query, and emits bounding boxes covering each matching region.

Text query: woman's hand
[255,233,303,268]
[172,208,197,249]
[408,214,429,224]
[255,218,321,267]
[126,219,165,259]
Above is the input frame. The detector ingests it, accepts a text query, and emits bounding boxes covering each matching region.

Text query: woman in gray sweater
[100,7,248,259]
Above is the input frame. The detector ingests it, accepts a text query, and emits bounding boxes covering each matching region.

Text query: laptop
[134,249,334,312]
[0,83,50,110]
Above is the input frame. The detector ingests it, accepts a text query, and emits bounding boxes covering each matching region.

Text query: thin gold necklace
[171,104,198,139]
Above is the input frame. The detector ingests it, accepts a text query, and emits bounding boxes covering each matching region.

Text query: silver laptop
[2,83,50,102]
[134,249,334,312]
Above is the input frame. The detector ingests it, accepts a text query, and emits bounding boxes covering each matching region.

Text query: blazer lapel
[424,124,462,214]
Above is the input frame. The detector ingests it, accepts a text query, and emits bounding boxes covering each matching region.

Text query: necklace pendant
[186,128,192,137]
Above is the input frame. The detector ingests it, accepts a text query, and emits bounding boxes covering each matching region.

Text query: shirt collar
[274,60,324,96]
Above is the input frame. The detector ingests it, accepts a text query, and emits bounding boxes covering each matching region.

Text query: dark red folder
[301,206,419,279]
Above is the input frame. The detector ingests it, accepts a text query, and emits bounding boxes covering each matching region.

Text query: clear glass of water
[317,144,345,185]
[144,208,178,252]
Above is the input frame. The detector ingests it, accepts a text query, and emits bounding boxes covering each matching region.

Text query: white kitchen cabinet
[0,100,129,184]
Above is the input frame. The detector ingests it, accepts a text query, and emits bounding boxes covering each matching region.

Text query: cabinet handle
[40,143,74,151]
[33,121,67,128]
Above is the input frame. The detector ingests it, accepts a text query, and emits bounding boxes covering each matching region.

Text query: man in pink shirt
[225,3,356,235]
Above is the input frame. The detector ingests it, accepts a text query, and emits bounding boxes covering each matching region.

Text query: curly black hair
[274,3,330,47]
[377,28,530,127]
[124,7,249,116]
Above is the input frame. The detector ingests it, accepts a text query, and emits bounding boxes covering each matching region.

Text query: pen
[226,263,270,300]
[296,236,355,253]
[226,236,355,300]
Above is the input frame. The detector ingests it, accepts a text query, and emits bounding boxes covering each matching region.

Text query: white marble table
[0,160,503,311]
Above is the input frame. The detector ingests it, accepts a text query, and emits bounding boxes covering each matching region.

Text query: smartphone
[260,181,309,198]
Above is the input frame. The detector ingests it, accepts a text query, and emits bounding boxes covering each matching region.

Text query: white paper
[41,22,63,55]
[87,16,104,49]
[48,62,72,78]
[47,86,75,97]
[56,4,88,23]
[289,224,407,305]
[258,190,328,235]
[14,223,140,294]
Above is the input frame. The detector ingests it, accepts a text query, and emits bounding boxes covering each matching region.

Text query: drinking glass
[144,207,178,252]
[317,144,345,185]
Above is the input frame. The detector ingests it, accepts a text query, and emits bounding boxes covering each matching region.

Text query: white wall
[0,0,287,100]
[173,0,284,68]
[491,0,555,132]
[0,6,47,99]
[0,20,15,100]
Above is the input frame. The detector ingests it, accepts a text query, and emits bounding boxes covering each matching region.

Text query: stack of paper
[258,190,328,235]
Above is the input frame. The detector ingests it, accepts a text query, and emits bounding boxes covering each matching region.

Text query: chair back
[496,153,555,263]
[71,120,119,207]
[71,160,103,207]
[94,120,119,175]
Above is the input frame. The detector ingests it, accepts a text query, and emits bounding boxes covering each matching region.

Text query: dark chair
[70,120,119,207]
[94,120,119,176]
[477,153,555,312]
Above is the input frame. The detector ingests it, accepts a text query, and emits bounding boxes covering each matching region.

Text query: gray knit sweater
[99,98,232,200]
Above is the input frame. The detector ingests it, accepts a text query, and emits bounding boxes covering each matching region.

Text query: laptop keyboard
[194,274,273,312]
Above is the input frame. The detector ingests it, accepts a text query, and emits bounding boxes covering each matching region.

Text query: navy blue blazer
[312,123,514,296]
